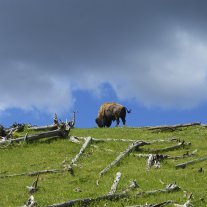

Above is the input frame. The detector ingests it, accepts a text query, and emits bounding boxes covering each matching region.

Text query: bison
[95,102,131,128]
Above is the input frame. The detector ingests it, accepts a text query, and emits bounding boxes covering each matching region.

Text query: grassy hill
[1,125,207,206]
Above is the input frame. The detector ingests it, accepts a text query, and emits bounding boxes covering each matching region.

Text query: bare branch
[44,193,128,207]
[0,169,63,178]
[108,172,122,195]
[176,156,207,169]
[99,141,149,178]
[68,137,92,173]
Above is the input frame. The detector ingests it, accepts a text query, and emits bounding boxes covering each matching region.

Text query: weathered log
[28,125,58,131]
[22,195,38,207]
[122,180,139,194]
[53,113,59,125]
[69,136,80,143]
[174,193,193,207]
[5,126,19,138]
[148,122,201,132]
[176,156,207,169]
[134,151,196,160]
[137,183,180,197]
[72,136,137,142]
[0,169,64,178]
[134,151,196,169]
[108,172,122,195]
[126,200,173,207]
[68,111,77,128]
[0,124,7,137]
[44,193,128,207]
[99,141,149,178]
[146,154,162,170]
[0,128,69,145]
[149,141,191,153]
[72,136,176,144]
[26,174,39,194]
[68,137,92,173]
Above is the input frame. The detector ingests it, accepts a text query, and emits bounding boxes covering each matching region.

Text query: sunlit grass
[0,126,207,206]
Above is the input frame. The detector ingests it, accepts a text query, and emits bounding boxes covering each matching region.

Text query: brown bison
[95,102,131,127]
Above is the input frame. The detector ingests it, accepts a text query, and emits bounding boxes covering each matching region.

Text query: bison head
[95,117,104,128]
[96,117,112,128]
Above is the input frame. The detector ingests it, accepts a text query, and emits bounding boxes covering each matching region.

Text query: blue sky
[1,84,206,128]
[1,0,207,128]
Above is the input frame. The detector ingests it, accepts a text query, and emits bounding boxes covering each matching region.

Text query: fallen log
[134,150,197,160]
[175,156,207,169]
[126,200,173,207]
[148,122,201,132]
[134,151,196,170]
[69,136,80,143]
[68,111,77,128]
[146,154,162,170]
[68,137,92,173]
[0,128,69,145]
[6,123,25,134]
[149,141,191,153]
[99,141,149,178]
[53,113,59,125]
[174,193,193,207]
[26,174,39,194]
[108,172,122,195]
[22,195,38,207]
[122,180,139,194]
[72,136,138,142]
[28,125,58,131]
[137,183,180,197]
[0,169,64,178]
[44,193,128,207]
[72,136,177,144]
[92,137,137,142]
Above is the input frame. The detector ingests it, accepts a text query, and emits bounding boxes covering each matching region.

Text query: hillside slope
[0,125,207,206]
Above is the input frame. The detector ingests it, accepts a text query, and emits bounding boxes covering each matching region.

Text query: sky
[1,0,207,128]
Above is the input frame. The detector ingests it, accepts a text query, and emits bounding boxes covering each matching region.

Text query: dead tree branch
[148,122,201,132]
[147,154,163,169]
[99,141,149,178]
[149,141,191,153]
[28,125,58,131]
[69,136,80,143]
[68,137,92,173]
[122,180,139,194]
[174,193,193,206]
[0,128,69,146]
[26,174,39,194]
[134,150,197,160]
[176,156,207,169]
[44,193,128,207]
[0,169,64,179]
[22,195,38,207]
[108,172,122,195]
[137,183,180,197]
[126,200,173,207]
[72,136,177,144]
[68,111,77,128]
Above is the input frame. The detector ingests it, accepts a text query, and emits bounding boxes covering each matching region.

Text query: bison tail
[125,107,131,113]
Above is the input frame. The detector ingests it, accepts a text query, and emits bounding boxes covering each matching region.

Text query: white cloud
[1,0,207,114]
[103,30,207,109]
[0,62,75,114]
[1,30,207,113]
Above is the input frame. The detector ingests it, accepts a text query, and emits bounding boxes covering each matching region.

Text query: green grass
[0,126,207,206]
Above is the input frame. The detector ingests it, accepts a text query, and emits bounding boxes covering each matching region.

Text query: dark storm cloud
[1,0,207,112]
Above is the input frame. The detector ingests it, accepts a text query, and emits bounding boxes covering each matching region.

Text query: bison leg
[103,117,112,128]
[120,108,127,126]
[115,117,120,127]
[121,117,126,126]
